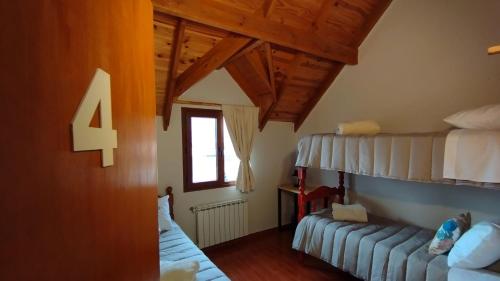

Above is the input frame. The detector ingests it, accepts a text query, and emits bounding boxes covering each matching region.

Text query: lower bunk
[292,210,447,281]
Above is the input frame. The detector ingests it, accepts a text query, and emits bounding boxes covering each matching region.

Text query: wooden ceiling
[153,0,392,131]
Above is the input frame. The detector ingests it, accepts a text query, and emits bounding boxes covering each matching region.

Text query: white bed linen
[448,267,500,281]
[296,133,500,188]
[444,129,500,183]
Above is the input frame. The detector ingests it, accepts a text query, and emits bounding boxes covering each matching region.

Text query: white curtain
[222,105,259,192]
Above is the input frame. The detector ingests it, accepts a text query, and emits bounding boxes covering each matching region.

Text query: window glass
[191,117,217,183]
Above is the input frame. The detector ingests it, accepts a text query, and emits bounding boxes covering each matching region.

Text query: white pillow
[448,221,500,269]
[332,203,368,222]
[444,104,500,129]
[160,260,199,281]
[158,196,173,232]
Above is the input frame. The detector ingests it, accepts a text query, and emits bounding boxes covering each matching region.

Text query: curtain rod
[173,99,222,108]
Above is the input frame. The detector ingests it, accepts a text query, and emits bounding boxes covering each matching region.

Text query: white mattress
[295,132,499,188]
[448,267,500,281]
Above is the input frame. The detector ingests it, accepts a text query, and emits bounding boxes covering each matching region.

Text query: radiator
[191,199,248,248]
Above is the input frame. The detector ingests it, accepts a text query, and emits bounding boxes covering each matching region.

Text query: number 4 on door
[71,68,118,167]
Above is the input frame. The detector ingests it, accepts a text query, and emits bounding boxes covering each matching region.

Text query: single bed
[292,209,448,281]
[159,187,229,281]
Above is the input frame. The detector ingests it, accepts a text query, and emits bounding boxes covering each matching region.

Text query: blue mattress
[159,222,230,281]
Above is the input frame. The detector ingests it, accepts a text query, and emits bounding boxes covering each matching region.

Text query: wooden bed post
[166,186,174,220]
[338,171,345,204]
[297,167,307,223]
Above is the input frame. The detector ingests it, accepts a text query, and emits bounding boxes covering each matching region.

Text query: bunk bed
[291,130,500,281]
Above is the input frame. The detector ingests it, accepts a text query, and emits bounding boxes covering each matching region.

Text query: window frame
[181,107,235,192]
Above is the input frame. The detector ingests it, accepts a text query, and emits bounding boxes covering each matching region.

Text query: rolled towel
[336,120,381,135]
[332,203,368,222]
[160,260,200,281]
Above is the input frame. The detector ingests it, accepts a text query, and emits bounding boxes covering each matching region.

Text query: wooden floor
[204,228,360,281]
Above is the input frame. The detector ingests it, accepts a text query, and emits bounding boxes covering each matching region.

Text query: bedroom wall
[298,0,500,229]
[156,69,297,240]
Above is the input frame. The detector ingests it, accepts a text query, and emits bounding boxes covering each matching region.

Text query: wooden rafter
[488,45,500,55]
[264,43,276,101]
[353,0,392,47]
[175,34,252,97]
[162,19,186,130]
[221,40,264,69]
[311,0,332,31]
[294,64,344,131]
[245,50,272,91]
[153,0,358,65]
[260,0,276,18]
[154,11,229,38]
[259,53,307,130]
[225,63,261,106]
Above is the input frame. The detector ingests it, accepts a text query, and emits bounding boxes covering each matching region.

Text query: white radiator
[191,199,248,248]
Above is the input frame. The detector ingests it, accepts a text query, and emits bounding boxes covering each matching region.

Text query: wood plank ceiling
[153,0,392,131]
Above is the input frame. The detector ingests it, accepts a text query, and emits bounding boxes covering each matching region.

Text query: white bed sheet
[444,129,500,183]
[296,132,500,188]
[448,267,500,281]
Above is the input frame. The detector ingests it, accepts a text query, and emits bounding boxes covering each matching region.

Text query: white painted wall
[297,0,500,229]
[156,69,297,240]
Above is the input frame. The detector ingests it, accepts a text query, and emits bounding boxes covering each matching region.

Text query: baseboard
[201,226,283,253]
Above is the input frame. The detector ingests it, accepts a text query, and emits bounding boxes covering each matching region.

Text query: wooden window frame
[182,107,235,192]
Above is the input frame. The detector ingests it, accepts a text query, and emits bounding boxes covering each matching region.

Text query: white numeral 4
[72,68,117,167]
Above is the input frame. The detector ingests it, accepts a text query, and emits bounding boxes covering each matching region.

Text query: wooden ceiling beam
[162,19,186,130]
[245,50,272,91]
[311,0,332,32]
[259,53,307,130]
[260,0,276,18]
[174,34,252,97]
[488,45,500,55]
[294,64,344,132]
[220,39,264,69]
[264,43,276,101]
[225,63,261,106]
[353,0,392,47]
[153,0,358,65]
[154,11,229,38]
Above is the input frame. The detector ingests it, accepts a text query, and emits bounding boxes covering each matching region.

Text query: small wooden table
[277,185,314,231]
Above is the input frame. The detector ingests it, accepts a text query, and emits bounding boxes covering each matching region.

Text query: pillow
[160,260,199,281]
[158,196,173,232]
[332,203,368,222]
[429,212,471,255]
[444,104,500,129]
[336,120,381,135]
[448,221,500,269]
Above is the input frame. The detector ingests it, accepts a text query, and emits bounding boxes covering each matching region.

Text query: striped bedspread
[292,211,449,281]
[159,221,230,281]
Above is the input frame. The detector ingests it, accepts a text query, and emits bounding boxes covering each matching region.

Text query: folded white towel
[332,203,368,222]
[160,260,200,281]
[336,120,381,135]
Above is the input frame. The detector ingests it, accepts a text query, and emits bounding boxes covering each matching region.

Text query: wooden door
[0,1,158,280]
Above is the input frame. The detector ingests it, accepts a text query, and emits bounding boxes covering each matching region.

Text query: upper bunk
[296,129,500,189]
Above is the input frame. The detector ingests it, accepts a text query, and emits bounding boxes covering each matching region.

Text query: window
[182,108,239,192]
